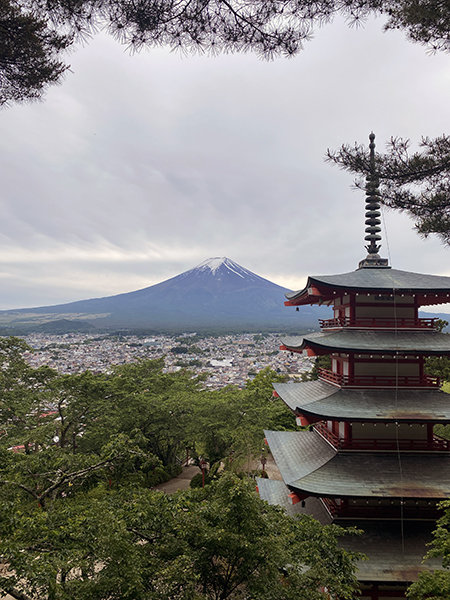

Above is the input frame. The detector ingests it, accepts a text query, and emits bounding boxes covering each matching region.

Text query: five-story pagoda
[259,134,450,599]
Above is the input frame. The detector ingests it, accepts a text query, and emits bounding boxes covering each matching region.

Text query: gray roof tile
[287,267,450,300]
[341,521,442,582]
[282,329,450,355]
[255,482,442,582]
[265,430,450,498]
[264,429,335,484]
[273,381,450,422]
[255,478,332,522]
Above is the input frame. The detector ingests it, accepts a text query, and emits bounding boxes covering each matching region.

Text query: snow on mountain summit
[193,257,258,280]
[195,257,230,275]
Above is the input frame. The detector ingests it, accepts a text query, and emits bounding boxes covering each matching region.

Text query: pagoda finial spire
[358,133,390,269]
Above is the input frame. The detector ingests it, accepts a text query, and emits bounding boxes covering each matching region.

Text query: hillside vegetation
[0,337,360,600]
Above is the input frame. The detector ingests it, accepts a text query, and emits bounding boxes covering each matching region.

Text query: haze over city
[1,15,449,311]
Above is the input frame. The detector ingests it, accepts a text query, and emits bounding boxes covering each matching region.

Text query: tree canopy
[0,337,361,599]
[328,134,450,245]
[1,0,449,106]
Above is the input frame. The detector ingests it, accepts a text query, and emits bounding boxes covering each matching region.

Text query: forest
[0,336,449,599]
[0,336,362,600]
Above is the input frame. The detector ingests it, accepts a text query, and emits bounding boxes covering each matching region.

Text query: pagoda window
[354,304,416,320]
[345,422,352,441]
[356,294,414,304]
[351,423,427,441]
[333,304,346,321]
[331,354,348,374]
[353,361,419,377]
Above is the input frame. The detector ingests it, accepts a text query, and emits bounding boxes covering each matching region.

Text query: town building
[258,134,450,598]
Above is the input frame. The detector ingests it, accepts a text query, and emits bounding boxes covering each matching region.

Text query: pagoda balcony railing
[321,497,440,520]
[318,368,440,388]
[319,317,438,330]
[338,436,450,451]
[313,421,340,446]
[313,422,450,451]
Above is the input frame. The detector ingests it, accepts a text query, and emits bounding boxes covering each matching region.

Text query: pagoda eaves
[286,268,450,308]
[273,381,450,423]
[265,430,450,499]
[282,330,450,356]
[256,479,443,583]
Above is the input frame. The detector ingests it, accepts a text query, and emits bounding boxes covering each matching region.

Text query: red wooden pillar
[419,356,424,381]
[427,423,434,445]
[344,421,351,443]
[350,293,356,324]
[349,353,355,383]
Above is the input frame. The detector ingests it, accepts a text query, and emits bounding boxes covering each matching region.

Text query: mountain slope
[0,258,331,333]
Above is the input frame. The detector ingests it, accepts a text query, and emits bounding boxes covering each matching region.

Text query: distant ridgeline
[0,258,447,335]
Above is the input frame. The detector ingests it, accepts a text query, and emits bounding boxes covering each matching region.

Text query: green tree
[426,356,450,383]
[426,320,450,386]
[49,371,109,452]
[0,474,361,600]
[0,0,70,105]
[0,345,163,508]
[408,347,450,598]
[301,355,332,381]
[328,134,450,244]
[164,474,361,600]
[407,500,450,600]
[0,337,57,453]
[100,359,205,469]
[0,343,361,599]
[190,368,293,468]
[1,0,448,105]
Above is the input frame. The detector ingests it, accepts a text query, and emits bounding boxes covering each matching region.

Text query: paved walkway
[259,454,282,480]
[153,455,282,494]
[159,456,282,490]
[154,464,201,493]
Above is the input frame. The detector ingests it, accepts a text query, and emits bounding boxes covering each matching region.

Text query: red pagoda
[258,134,450,599]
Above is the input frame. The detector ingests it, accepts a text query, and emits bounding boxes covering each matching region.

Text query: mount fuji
[0,258,331,333]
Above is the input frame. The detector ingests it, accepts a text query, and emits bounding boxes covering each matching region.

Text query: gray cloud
[0,16,449,311]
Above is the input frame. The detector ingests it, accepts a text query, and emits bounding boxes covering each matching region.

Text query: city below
[21,332,315,388]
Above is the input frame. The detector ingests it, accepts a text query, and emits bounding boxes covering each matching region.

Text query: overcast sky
[1,15,449,312]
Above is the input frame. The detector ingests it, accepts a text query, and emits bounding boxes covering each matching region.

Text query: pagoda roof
[265,430,450,499]
[273,381,450,422]
[282,330,450,355]
[286,267,450,306]
[255,478,332,522]
[256,481,441,583]
[341,520,442,583]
